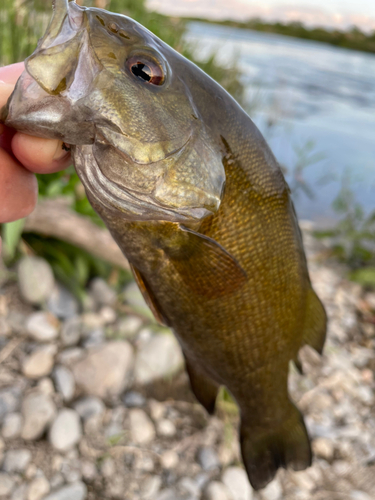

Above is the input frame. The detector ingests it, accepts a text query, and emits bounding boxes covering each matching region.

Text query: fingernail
[52,140,69,161]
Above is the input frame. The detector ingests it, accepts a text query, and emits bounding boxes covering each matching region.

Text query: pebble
[60,317,83,347]
[204,482,231,500]
[160,450,179,469]
[21,392,56,441]
[27,476,50,500]
[99,306,116,325]
[197,446,220,471]
[81,328,104,348]
[18,257,54,305]
[81,461,97,482]
[134,333,184,384]
[142,476,162,499]
[2,412,22,439]
[47,284,79,320]
[0,387,21,423]
[53,366,75,402]
[312,437,334,462]
[49,409,82,452]
[116,315,143,339]
[157,419,177,437]
[222,467,253,500]
[0,472,15,496]
[11,484,28,500]
[22,345,56,379]
[123,282,148,310]
[350,492,372,500]
[129,409,156,444]
[155,490,177,500]
[260,479,283,500]
[72,341,133,398]
[42,482,87,500]
[73,397,105,421]
[26,312,59,342]
[178,477,201,497]
[89,278,116,306]
[122,391,146,408]
[3,449,32,473]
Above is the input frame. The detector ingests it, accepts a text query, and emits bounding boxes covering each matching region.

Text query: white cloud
[146,0,375,31]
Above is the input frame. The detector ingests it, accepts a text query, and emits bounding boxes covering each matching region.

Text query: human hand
[0,62,72,226]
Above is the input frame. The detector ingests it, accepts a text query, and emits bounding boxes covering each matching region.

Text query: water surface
[185,22,375,226]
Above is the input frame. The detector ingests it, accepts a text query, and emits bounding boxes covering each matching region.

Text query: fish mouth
[74,142,215,223]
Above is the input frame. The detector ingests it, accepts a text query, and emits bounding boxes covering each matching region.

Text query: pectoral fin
[169,226,247,299]
[130,264,168,326]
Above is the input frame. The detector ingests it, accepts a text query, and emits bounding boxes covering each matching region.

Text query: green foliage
[2,219,25,262]
[315,172,375,283]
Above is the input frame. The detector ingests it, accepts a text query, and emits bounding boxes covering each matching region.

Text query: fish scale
[1,0,327,490]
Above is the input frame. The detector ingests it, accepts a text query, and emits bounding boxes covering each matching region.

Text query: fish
[1,0,327,489]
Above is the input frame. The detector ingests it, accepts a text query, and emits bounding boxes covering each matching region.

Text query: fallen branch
[24,198,130,271]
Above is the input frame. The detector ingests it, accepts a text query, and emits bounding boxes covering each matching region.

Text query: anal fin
[184,355,220,415]
[241,401,311,490]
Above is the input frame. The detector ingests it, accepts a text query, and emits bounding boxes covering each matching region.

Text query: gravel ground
[1,223,375,500]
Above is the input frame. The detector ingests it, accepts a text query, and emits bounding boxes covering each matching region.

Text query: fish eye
[127,56,164,86]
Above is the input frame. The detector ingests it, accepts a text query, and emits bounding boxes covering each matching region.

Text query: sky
[146,0,375,31]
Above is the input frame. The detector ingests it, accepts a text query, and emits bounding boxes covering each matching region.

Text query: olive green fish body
[1,0,327,489]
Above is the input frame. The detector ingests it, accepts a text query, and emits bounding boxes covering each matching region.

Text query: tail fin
[240,402,311,490]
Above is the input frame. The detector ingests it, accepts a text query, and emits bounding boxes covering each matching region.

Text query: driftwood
[24,198,130,270]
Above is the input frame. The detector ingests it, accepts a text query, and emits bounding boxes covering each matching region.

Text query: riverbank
[1,223,375,499]
[185,18,375,55]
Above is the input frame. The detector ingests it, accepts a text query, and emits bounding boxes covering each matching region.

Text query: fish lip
[74,143,214,223]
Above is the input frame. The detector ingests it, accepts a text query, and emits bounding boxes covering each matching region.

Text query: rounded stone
[0,472,15,496]
[129,409,155,444]
[197,446,220,471]
[204,482,231,500]
[260,479,283,500]
[27,476,50,500]
[49,409,82,452]
[53,366,75,402]
[72,341,133,398]
[18,257,55,305]
[74,397,105,421]
[41,482,87,500]
[60,317,83,347]
[26,312,59,342]
[47,284,79,320]
[134,333,183,384]
[22,346,56,379]
[3,448,32,473]
[21,392,56,441]
[1,412,22,439]
[222,467,253,500]
[89,278,116,306]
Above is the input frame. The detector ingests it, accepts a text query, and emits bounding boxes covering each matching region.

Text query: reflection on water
[185,22,375,226]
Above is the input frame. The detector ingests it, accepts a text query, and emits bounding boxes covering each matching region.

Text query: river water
[185,22,375,226]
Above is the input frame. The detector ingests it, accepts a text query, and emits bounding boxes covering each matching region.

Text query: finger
[12,133,72,174]
[0,62,25,107]
[0,147,38,224]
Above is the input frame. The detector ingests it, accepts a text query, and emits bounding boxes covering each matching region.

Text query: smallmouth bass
[1,0,327,489]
